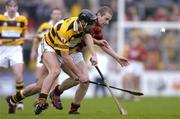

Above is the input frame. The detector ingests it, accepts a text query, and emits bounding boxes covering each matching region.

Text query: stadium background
[0,0,180,97]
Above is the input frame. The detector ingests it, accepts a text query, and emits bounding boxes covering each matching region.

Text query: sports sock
[38,93,48,103]
[11,90,25,103]
[16,82,24,103]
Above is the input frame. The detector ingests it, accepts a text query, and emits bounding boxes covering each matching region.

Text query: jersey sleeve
[54,28,70,52]
[20,16,28,37]
[22,16,28,32]
[36,23,48,39]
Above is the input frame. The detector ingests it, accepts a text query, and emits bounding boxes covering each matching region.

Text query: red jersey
[80,24,105,52]
[90,24,103,40]
[128,47,146,62]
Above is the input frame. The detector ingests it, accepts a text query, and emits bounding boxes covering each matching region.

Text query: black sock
[16,82,24,103]
[38,93,48,103]
[11,91,24,103]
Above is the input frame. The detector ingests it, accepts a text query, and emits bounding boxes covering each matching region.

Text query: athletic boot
[34,102,49,115]
[6,96,16,114]
[68,103,80,114]
[49,90,63,110]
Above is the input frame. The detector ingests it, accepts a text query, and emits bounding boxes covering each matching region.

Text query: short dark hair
[97,6,113,16]
[50,7,61,14]
[5,0,18,6]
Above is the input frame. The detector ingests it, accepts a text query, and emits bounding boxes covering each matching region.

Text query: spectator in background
[70,0,81,17]
[125,5,140,21]
[153,7,169,21]
[169,4,180,21]
[125,0,145,21]
[0,0,28,112]
[161,30,180,70]
[64,0,82,17]
[145,36,161,70]
[121,37,146,100]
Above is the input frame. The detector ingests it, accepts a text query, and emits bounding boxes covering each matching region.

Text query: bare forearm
[84,34,96,56]
[101,45,118,59]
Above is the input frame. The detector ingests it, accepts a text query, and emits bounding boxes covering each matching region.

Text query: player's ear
[96,13,101,17]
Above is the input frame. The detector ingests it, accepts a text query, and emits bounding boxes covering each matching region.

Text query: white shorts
[0,45,23,68]
[40,38,62,63]
[69,52,84,64]
[121,61,144,77]
[40,38,83,65]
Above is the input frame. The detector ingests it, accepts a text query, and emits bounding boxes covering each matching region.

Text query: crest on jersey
[61,37,66,43]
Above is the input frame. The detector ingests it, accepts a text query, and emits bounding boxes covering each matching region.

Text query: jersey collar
[4,12,20,20]
[73,19,79,32]
[48,20,54,27]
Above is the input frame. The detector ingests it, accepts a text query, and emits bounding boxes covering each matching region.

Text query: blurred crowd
[0,0,179,71]
[125,28,180,71]
[125,0,180,21]
[124,0,180,70]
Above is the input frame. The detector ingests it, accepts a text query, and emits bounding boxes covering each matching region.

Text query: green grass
[0,96,180,119]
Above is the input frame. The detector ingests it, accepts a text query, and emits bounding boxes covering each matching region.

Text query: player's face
[97,12,112,27]
[6,2,18,16]
[131,38,141,48]
[51,10,62,22]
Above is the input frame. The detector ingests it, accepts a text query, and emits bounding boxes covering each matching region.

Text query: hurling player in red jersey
[121,37,146,101]
[49,6,129,114]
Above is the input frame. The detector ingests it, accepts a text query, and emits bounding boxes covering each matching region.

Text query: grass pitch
[0,96,180,119]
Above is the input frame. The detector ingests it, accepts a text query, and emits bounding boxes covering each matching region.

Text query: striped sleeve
[22,16,28,31]
[54,29,70,52]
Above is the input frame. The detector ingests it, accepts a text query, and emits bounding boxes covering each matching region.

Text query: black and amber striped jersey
[45,17,84,54]
[0,13,28,45]
[35,21,53,44]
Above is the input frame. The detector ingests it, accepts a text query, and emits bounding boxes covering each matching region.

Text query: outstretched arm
[98,40,129,67]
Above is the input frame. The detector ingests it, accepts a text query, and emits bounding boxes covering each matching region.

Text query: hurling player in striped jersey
[50,6,129,114]
[0,0,28,112]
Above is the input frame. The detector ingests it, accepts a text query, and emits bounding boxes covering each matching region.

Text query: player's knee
[79,81,89,89]
[50,68,60,77]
